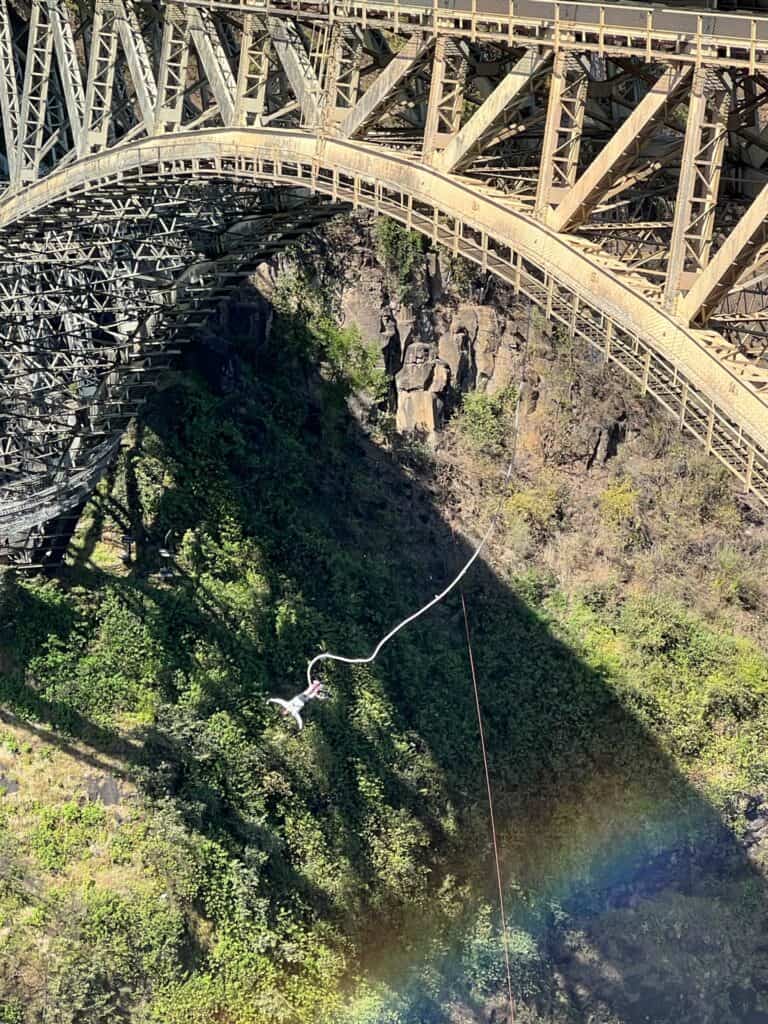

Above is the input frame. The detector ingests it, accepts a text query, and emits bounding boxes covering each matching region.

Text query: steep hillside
[0,217,767,1024]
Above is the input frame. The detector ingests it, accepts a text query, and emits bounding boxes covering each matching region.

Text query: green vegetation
[373,217,426,295]
[314,317,389,402]
[713,544,764,611]
[567,592,768,795]
[505,480,569,542]
[446,254,478,297]
[30,800,107,870]
[272,258,389,405]
[598,476,639,528]
[0,291,767,1023]
[456,385,517,454]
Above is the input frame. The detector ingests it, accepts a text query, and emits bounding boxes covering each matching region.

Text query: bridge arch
[3,126,768,558]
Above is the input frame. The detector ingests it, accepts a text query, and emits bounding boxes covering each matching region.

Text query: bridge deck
[177,0,768,72]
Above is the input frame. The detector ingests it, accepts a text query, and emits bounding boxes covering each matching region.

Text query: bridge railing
[413,201,768,502]
[257,142,768,503]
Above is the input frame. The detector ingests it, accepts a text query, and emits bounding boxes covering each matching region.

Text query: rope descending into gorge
[305,302,532,1019]
[461,589,516,1021]
[304,457,516,689]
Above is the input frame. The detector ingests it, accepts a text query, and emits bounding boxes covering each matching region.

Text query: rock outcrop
[487,324,523,396]
[341,279,385,351]
[476,311,501,390]
[328,246,548,442]
[394,298,523,434]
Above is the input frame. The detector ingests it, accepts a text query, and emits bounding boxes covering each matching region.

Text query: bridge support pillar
[535,51,587,222]
[0,0,19,183]
[664,66,730,312]
[80,0,118,156]
[324,24,363,127]
[15,0,54,185]
[154,4,190,134]
[550,64,692,234]
[423,37,467,162]
[234,15,270,126]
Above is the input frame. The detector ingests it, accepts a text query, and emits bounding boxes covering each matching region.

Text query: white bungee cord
[305,406,521,690]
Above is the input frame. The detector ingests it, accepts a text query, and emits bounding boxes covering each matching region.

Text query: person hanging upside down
[267,679,327,730]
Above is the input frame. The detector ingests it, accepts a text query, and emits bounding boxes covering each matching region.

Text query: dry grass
[436,338,768,650]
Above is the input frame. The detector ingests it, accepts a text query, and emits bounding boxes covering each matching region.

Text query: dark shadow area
[2,297,768,1024]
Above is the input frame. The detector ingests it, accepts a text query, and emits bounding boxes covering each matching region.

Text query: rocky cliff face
[341,264,517,436]
[334,240,631,485]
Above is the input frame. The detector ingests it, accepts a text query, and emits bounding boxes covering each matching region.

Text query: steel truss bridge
[5,1,768,563]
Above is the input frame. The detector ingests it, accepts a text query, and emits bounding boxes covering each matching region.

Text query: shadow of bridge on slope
[1,308,767,1024]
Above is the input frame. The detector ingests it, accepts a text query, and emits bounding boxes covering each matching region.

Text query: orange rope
[460,590,516,1022]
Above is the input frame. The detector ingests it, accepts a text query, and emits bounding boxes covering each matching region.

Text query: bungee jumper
[267,678,327,730]
[267,453,516,730]
[265,391,527,729]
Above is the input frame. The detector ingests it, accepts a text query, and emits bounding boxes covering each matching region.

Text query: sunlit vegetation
[456,386,518,455]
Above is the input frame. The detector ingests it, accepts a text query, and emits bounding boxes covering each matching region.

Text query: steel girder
[0,0,19,182]
[340,32,432,139]
[436,47,550,174]
[0,176,344,561]
[663,69,731,310]
[325,24,362,125]
[423,37,468,159]
[15,0,53,185]
[233,14,270,127]
[154,5,191,134]
[535,52,589,217]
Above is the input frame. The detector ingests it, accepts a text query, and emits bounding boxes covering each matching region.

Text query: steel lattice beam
[267,16,322,128]
[680,183,768,325]
[153,4,190,133]
[0,0,19,181]
[233,14,270,126]
[80,0,119,155]
[436,48,549,174]
[423,37,467,159]
[664,68,730,310]
[114,0,157,133]
[15,0,53,184]
[550,65,692,233]
[48,0,83,151]
[0,177,345,560]
[535,52,589,218]
[325,23,362,124]
[340,32,431,139]
[188,6,236,125]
